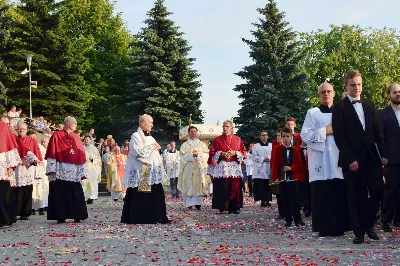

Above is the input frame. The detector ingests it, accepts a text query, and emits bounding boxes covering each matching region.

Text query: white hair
[317,82,334,93]
[64,116,77,125]
[223,120,234,128]
[17,123,27,129]
[138,114,152,124]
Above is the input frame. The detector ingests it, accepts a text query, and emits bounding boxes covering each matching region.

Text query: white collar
[188,138,199,145]
[347,95,360,102]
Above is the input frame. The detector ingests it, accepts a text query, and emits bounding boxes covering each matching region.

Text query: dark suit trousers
[342,156,384,237]
[382,165,400,224]
[279,181,301,223]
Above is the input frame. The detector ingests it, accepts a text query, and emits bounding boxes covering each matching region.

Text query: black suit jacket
[331,97,385,168]
[378,105,400,165]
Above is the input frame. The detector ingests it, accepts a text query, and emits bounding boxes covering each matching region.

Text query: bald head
[318,82,335,107]
[139,114,153,133]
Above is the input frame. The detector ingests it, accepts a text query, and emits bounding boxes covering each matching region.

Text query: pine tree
[2,0,92,125]
[0,0,13,112]
[124,0,203,141]
[233,0,310,144]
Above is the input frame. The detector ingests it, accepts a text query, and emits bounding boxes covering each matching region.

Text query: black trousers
[279,181,301,223]
[15,185,33,217]
[298,181,311,212]
[342,157,384,237]
[276,194,284,216]
[394,189,400,223]
[247,175,253,196]
[0,181,11,225]
[382,165,400,224]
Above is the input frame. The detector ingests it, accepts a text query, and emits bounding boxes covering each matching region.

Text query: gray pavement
[0,195,399,265]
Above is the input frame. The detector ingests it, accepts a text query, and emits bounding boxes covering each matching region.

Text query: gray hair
[317,82,333,93]
[138,114,152,124]
[17,123,27,129]
[223,120,234,128]
[64,116,77,125]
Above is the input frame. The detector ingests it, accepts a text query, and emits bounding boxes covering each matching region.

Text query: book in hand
[375,143,385,165]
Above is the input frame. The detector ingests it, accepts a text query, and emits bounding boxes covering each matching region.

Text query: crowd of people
[0,69,400,245]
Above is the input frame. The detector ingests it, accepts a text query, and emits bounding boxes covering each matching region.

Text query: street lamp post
[26,55,33,119]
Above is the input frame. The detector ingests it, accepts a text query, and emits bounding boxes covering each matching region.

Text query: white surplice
[251,143,272,180]
[165,151,180,179]
[82,144,102,199]
[32,144,49,209]
[300,107,343,182]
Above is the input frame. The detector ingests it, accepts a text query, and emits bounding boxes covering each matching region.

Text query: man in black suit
[332,70,387,244]
[379,83,400,232]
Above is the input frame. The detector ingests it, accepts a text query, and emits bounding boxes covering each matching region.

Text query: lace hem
[46,159,86,183]
[22,151,37,168]
[207,161,243,179]
[13,165,40,187]
[122,165,165,188]
[5,148,22,168]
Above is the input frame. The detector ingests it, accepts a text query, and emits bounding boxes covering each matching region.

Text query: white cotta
[165,151,180,179]
[244,152,253,176]
[0,148,21,182]
[207,151,244,179]
[12,151,39,187]
[300,107,343,182]
[122,127,165,188]
[32,144,49,206]
[251,143,272,180]
[82,144,102,199]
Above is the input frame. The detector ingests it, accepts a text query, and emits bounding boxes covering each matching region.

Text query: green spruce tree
[2,0,92,125]
[124,0,203,141]
[0,0,13,112]
[233,0,310,143]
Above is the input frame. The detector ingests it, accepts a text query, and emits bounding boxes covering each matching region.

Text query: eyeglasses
[319,90,334,95]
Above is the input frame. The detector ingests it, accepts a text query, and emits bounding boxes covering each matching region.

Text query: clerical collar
[138,127,151,136]
[259,142,268,146]
[318,104,332,113]
[168,149,176,153]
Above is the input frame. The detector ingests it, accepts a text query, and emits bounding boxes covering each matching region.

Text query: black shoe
[113,199,118,202]
[57,220,66,224]
[195,205,201,211]
[304,210,311,217]
[188,206,193,210]
[261,201,267,207]
[382,223,393,233]
[393,221,400,227]
[39,210,45,216]
[228,210,240,214]
[266,202,272,207]
[295,219,305,226]
[219,209,224,213]
[74,219,81,223]
[9,217,17,224]
[31,210,36,215]
[318,232,330,237]
[366,229,380,240]
[284,221,292,227]
[160,219,172,224]
[276,215,284,219]
[353,236,364,244]
[19,216,28,220]
[86,199,93,204]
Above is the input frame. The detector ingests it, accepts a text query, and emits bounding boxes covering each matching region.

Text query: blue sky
[114,0,399,124]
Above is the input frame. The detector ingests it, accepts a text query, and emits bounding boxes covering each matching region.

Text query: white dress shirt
[347,95,365,130]
[392,104,400,127]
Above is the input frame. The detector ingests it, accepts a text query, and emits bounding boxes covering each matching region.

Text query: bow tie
[352,99,362,104]
[284,147,292,151]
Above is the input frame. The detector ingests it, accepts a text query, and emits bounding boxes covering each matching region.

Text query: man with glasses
[301,82,350,237]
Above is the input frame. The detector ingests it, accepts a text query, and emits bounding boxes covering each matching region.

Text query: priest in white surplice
[82,136,102,204]
[251,131,272,207]
[32,136,50,215]
[165,141,180,198]
[121,114,171,224]
[178,126,210,210]
[300,82,350,237]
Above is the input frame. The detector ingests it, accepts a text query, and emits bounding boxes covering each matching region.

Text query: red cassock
[0,122,19,154]
[45,130,86,164]
[207,134,246,169]
[271,144,305,182]
[18,136,43,162]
